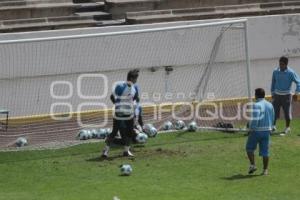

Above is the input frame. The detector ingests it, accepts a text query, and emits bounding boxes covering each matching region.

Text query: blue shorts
[246,131,270,157]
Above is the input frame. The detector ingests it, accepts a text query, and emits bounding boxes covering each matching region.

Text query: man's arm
[292,71,300,101]
[292,71,300,94]
[110,94,116,104]
[133,85,140,103]
[271,71,276,96]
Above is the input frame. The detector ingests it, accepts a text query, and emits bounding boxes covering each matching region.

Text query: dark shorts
[272,94,292,120]
[246,131,270,157]
[106,114,135,146]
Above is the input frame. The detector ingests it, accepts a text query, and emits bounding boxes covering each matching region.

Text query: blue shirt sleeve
[292,71,300,93]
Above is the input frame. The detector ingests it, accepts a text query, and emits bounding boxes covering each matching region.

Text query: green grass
[0,120,300,200]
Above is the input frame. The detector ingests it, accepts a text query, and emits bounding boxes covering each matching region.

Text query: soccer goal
[0,19,251,148]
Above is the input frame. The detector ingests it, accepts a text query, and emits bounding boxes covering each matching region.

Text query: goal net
[0,19,251,148]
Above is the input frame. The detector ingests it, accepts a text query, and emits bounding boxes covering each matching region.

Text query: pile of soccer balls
[78,128,111,140]
[77,121,198,143]
[163,120,198,132]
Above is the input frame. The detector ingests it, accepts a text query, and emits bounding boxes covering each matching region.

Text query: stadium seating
[0,0,124,33]
[125,1,300,24]
[106,0,300,19]
[1,0,300,32]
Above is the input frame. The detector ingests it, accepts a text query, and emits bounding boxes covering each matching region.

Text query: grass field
[0,119,300,200]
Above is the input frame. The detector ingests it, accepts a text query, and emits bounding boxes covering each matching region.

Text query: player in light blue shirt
[246,88,275,175]
[271,56,300,135]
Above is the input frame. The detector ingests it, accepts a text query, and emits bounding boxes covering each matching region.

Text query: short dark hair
[255,88,265,99]
[127,69,139,81]
[279,56,288,65]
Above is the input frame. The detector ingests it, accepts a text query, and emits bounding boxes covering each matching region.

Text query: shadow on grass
[221,174,261,180]
[86,155,135,162]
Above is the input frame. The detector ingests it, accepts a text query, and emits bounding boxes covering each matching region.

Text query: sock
[103,145,110,154]
[124,146,130,152]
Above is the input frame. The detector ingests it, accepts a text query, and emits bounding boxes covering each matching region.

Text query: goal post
[0,19,252,147]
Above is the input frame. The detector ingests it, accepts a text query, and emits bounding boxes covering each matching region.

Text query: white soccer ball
[97,128,107,139]
[148,127,158,137]
[16,137,27,147]
[105,128,112,136]
[120,164,132,176]
[86,130,93,139]
[135,133,148,144]
[175,120,185,130]
[90,129,98,138]
[163,121,173,130]
[78,130,89,140]
[188,121,198,132]
[143,124,154,133]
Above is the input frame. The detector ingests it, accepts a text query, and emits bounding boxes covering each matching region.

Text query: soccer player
[271,56,300,135]
[246,88,274,176]
[102,69,140,158]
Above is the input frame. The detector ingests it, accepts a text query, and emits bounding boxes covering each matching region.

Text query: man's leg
[120,118,135,157]
[102,118,119,157]
[263,157,269,172]
[246,132,258,174]
[247,152,255,166]
[259,131,270,175]
[282,94,292,132]
[272,94,281,128]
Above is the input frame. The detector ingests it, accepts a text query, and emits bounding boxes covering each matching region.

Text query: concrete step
[75,2,105,12]
[0,16,125,33]
[75,11,112,20]
[106,0,300,19]
[126,1,300,24]
[0,0,72,7]
[0,2,81,20]
[0,19,98,33]
[73,0,104,3]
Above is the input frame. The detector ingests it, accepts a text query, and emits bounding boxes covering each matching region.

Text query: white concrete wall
[0,14,300,117]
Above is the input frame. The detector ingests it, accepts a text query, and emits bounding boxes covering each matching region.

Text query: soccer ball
[97,128,107,139]
[144,124,158,137]
[105,128,112,135]
[86,130,93,139]
[188,121,198,132]
[135,133,148,144]
[78,130,89,140]
[175,120,185,130]
[143,124,154,133]
[163,121,173,130]
[90,129,98,138]
[148,127,158,137]
[120,164,132,176]
[16,137,27,147]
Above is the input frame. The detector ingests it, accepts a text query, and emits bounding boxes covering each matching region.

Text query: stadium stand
[0,0,124,33]
[125,1,300,24]
[1,0,300,32]
[106,0,300,19]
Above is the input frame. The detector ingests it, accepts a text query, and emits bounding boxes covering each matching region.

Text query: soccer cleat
[101,151,108,158]
[123,150,134,157]
[248,165,257,174]
[280,127,291,136]
[284,127,291,134]
[261,169,268,176]
[101,146,110,158]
